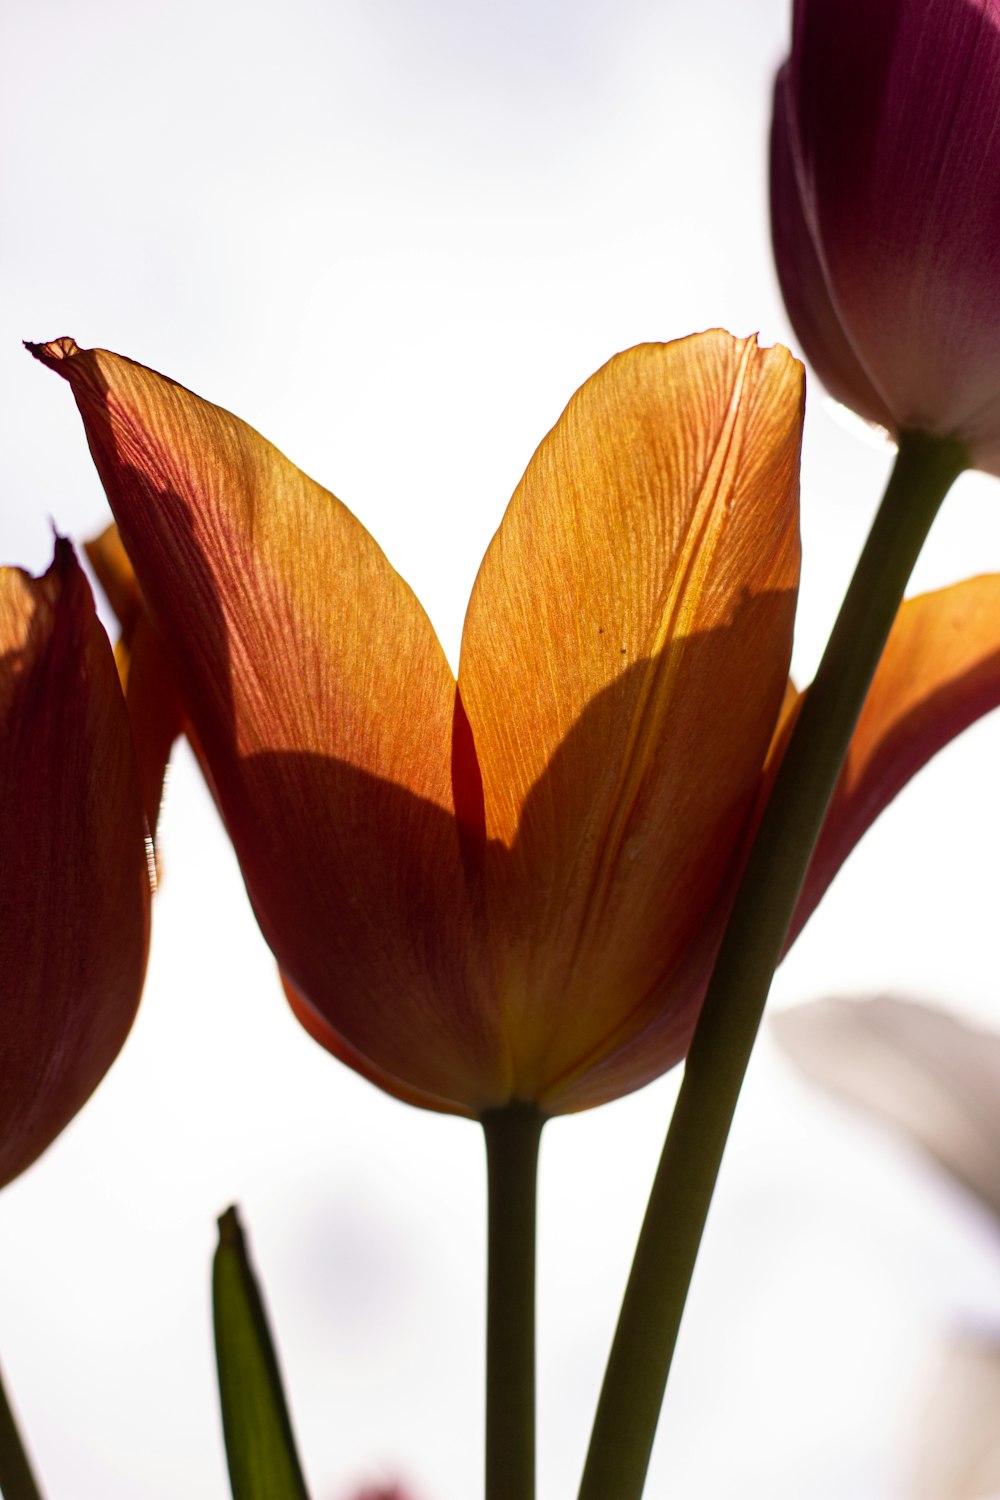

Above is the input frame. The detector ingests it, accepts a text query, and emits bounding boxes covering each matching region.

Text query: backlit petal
[31,340,502,1111]
[85,521,143,642]
[550,677,802,1111]
[458,333,803,1102]
[580,573,1000,1113]
[0,541,149,1186]
[282,973,476,1117]
[790,575,1000,945]
[86,523,184,840]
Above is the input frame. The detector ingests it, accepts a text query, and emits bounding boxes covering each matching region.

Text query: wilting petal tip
[25,337,82,375]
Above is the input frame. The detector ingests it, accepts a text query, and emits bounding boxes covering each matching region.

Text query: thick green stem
[483,1102,544,1500]
[0,1359,43,1500]
[578,430,967,1500]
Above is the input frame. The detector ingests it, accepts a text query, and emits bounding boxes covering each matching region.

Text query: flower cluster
[6,329,998,1136]
[5,3,1000,1492]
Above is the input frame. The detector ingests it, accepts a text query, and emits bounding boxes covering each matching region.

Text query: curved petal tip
[25,336,81,363]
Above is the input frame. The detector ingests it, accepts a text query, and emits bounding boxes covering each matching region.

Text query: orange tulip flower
[0,540,151,1186]
[29,333,1000,1116]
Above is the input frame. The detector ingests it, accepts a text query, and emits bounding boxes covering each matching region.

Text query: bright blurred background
[3,1,1000,1496]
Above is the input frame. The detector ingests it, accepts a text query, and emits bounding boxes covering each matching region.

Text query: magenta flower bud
[770,0,1000,472]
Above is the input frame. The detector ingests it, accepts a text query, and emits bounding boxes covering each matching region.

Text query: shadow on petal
[38,339,805,1115]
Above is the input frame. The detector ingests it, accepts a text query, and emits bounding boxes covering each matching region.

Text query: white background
[3,1,1000,1497]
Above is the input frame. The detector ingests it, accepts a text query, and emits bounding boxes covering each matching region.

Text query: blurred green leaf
[213,1205,311,1500]
[0,1357,44,1500]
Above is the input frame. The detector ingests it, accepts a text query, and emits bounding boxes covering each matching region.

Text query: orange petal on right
[458,332,804,1102]
[790,575,1000,948]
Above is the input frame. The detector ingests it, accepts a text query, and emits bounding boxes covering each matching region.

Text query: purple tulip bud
[770,0,1000,472]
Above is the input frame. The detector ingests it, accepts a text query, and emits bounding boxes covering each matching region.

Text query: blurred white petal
[773,996,1000,1221]
[909,1333,1000,1500]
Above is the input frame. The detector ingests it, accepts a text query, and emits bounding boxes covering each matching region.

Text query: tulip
[770,0,1000,472]
[0,540,150,1188]
[29,334,1000,1117]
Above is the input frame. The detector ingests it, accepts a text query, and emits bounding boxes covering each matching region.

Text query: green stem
[0,1359,43,1500]
[482,1102,544,1500]
[578,430,967,1500]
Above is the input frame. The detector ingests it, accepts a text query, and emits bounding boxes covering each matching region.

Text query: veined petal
[458,333,803,1101]
[86,523,184,841]
[573,572,1000,1113]
[0,541,149,1187]
[30,340,501,1111]
[546,678,803,1112]
[789,575,1000,946]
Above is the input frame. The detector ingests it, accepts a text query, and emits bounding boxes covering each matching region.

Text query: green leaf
[212,1205,311,1500]
[0,1358,44,1500]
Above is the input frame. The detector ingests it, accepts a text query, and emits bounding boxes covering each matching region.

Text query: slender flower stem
[578,430,968,1500]
[482,1102,544,1500]
[0,1359,43,1500]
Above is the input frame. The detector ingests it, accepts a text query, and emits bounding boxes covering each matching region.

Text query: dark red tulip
[771,0,1000,471]
[0,541,150,1187]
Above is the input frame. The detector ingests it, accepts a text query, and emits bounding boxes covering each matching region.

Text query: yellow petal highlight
[0,541,150,1186]
[30,339,502,1112]
[570,573,1000,1113]
[458,333,804,1101]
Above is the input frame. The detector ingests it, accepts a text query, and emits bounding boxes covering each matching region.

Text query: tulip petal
[769,67,894,432]
[85,521,143,642]
[911,1333,1000,1500]
[282,973,475,1117]
[789,575,1000,946]
[774,995,1000,1219]
[573,573,1000,1114]
[788,0,1000,459]
[86,523,184,841]
[457,333,803,1103]
[30,340,502,1112]
[776,996,1000,1492]
[0,541,149,1187]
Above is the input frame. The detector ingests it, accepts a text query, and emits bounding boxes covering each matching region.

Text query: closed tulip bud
[770,0,1000,471]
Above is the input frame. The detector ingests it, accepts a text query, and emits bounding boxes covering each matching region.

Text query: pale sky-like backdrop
[3,2,1000,1498]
